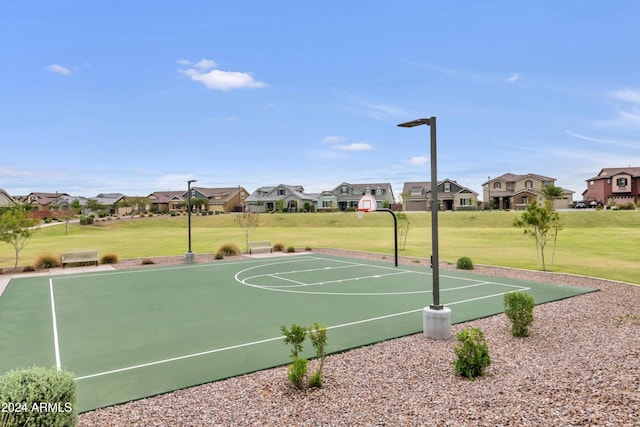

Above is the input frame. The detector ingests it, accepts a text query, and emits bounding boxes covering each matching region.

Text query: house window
[278,188,285,196]
[365,189,371,195]
[340,186,348,195]
[444,183,451,192]
[590,180,595,189]
[493,182,501,189]
[617,177,628,186]
[240,192,245,199]
[376,188,383,195]
[525,180,533,189]
[410,189,421,196]
[521,197,528,204]
[460,198,471,206]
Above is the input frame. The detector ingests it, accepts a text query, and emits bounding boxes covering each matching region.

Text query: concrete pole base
[184,251,196,264]
[423,306,452,340]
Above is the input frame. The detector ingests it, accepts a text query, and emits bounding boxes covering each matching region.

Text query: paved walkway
[0,264,116,298]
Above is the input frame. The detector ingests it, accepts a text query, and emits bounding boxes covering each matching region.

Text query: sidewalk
[0,264,116,297]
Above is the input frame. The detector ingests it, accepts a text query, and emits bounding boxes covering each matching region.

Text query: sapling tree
[513,200,561,271]
[235,212,260,253]
[0,205,39,268]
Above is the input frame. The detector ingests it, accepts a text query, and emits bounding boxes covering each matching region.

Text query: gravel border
[78,249,639,426]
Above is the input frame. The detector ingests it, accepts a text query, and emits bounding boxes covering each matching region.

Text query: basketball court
[0,253,595,412]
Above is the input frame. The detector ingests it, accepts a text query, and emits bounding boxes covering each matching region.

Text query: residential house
[582,167,640,206]
[246,185,317,213]
[483,173,572,210]
[50,194,91,215]
[19,192,70,219]
[317,182,395,211]
[194,186,249,213]
[402,179,478,211]
[148,191,185,213]
[0,188,16,206]
[93,193,129,215]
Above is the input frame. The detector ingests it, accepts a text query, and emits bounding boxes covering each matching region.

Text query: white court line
[49,278,62,371]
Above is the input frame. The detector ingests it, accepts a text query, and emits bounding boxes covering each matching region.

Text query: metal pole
[378,208,398,267]
[429,117,442,310]
[187,179,196,254]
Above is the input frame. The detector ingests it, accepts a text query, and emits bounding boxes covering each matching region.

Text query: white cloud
[597,106,640,129]
[44,64,72,76]
[506,73,520,83]
[178,58,267,91]
[609,88,640,104]
[331,142,373,151]
[194,59,218,70]
[406,156,427,166]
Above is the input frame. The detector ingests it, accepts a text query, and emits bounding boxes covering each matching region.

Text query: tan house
[148,187,248,213]
[402,179,478,211]
[483,173,573,210]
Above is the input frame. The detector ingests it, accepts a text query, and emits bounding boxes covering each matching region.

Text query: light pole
[185,179,197,263]
[398,117,450,339]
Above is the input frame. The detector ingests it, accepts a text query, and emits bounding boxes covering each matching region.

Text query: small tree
[513,200,561,271]
[396,212,410,250]
[0,206,40,268]
[235,212,260,252]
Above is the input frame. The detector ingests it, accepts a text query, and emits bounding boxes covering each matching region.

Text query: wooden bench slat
[61,250,99,268]
[248,241,272,254]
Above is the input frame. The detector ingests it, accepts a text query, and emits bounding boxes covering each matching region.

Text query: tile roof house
[317,182,395,211]
[402,179,478,211]
[246,184,317,213]
[148,187,249,213]
[582,167,640,206]
[483,173,572,210]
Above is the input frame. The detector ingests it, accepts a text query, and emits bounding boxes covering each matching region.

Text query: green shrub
[100,253,119,265]
[36,254,61,269]
[215,250,225,260]
[272,242,285,252]
[281,323,328,389]
[619,202,636,210]
[456,256,474,270]
[0,366,77,427]
[141,258,154,265]
[287,358,308,390]
[217,243,241,256]
[23,265,36,272]
[504,292,535,337]
[453,328,491,379]
[287,246,296,253]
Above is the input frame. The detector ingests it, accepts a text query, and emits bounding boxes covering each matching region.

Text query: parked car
[574,202,587,209]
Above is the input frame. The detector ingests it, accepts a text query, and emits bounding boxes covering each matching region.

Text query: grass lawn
[1,210,638,284]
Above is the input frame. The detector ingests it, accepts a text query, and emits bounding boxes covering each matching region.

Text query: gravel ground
[78,249,640,427]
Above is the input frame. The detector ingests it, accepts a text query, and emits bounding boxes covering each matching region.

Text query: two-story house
[402,179,478,211]
[582,167,640,206]
[317,182,394,211]
[246,184,317,213]
[483,173,571,210]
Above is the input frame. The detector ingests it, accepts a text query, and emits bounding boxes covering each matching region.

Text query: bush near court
[0,367,77,427]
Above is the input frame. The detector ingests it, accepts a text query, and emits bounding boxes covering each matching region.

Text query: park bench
[248,241,273,254]
[61,250,99,268]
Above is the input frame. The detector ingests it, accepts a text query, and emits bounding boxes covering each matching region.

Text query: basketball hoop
[356,194,377,220]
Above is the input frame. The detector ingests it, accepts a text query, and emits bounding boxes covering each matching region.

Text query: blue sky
[2,1,640,200]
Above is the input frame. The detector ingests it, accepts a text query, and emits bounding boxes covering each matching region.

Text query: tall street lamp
[185,179,197,264]
[398,117,451,339]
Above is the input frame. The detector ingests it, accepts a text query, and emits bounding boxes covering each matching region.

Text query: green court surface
[0,254,596,412]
